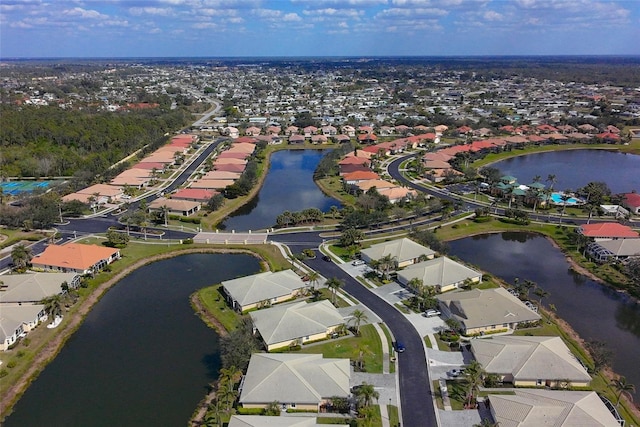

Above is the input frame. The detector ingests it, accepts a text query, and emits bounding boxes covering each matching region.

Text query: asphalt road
[272,236,438,427]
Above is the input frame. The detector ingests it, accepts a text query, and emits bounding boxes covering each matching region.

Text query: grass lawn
[434,381,444,410]
[195,284,243,332]
[378,323,396,373]
[424,335,433,349]
[298,324,383,373]
[446,380,469,410]
[387,405,399,427]
[0,228,49,249]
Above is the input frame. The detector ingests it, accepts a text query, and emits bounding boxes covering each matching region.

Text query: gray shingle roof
[250,300,344,346]
[361,238,434,263]
[222,270,306,308]
[239,353,350,405]
[0,272,79,303]
[397,256,481,288]
[0,304,45,342]
[470,336,591,382]
[437,288,541,330]
[489,390,620,427]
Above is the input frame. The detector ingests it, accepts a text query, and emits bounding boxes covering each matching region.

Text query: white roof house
[397,256,482,292]
[0,272,80,304]
[437,288,541,335]
[361,238,435,268]
[0,304,46,351]
[488,390,620,427]
[239,353,350,411]
[222,269,307,312]
[250,300,344,351]
[470,336,591,387]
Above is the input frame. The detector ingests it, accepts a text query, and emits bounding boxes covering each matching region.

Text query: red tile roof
[32,243,119,271]
[579,223,639,238]
[172,188,217,201]
[623,193,640,208]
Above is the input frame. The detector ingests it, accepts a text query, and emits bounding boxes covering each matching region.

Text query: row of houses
[1,243,121,351]
[339,151,417,204]
[63,134,197,207]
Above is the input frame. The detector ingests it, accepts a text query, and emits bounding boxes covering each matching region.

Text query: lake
[449,232,640,397]
[4,253,261,427]
[220,150,341,232]
[491,149,640,194]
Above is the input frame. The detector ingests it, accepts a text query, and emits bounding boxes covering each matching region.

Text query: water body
[220,150,341,232]
[449,232,640,397]
[491,149,640,194]
[4,253,261,427]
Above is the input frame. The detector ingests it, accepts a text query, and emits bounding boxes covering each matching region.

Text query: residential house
[622,193,640,214]
[222,270,307,313]
[437,288,541,336]
[355,179,397,192]
[149,198,200,217]
[587,239,640,263]
[229,416,344,427]
[361,238,435,268]
[470,336,591,387]
[250,300,344,351]
[171,188,217,203]
[488,390,620,427]
[377,186,417,203]
[0,304,46,351]
[289,135,305,144]
[342,171,380,184]
[239,353,350,411]
[31,243,120,275]
[397,256,482,293]
[0,272,80,304]
[578,222,639,241]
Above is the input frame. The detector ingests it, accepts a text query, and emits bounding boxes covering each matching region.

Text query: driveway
[351,371,398,406]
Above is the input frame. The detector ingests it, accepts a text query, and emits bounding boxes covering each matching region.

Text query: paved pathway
[193,231,269,244]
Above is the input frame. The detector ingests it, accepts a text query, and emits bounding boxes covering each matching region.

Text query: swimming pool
[549,192,584,205]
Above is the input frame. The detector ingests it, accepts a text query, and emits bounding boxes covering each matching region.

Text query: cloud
[283,13,302,22]
[378,7,449,17]
[483,10,503,21]
[62,7,107,19]
[129,7,174,17]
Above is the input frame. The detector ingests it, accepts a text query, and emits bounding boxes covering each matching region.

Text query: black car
[322,255,331,262]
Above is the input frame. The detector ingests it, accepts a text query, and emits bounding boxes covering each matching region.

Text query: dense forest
[0,105,190,178]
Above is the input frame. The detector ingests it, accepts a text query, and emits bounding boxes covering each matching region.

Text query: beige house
[31,243,121,275]
[361,238,435,268]
[437,288,541,335]
[471,336,591,387]
[0,272,80,304]
[222,270,307,312]
[148,198,200,216]
[397,256,482,293]
[239,353,350,412]
[250,300,344,351]
[229,416,343,427]
[0,304,46,351]
[488,390,620,427]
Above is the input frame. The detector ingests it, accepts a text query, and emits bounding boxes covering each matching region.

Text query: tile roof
[32,244,119,271]
[579,222,639,238]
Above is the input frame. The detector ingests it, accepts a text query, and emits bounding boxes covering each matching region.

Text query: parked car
[395,341,406,353]
[352,260,365,266]
[423,309,441,318]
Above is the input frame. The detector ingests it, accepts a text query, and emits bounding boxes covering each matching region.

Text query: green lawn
[195,284,243,332]
[298,324,383,373]
[0,228,49,249]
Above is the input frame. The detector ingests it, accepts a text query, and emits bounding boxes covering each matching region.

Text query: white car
[351,260,365,266]
[423,309,441,318]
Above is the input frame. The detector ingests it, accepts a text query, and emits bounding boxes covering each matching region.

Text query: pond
[490,149,640,194]
[4,253,261,427]
[220,150,341,232]
[449,232,640,398]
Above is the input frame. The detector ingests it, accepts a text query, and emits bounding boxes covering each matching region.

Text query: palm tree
[219,365,240,386]
[329,205,340,219]
[377,254,397,281]
[534,287,549,307]
[159,204,170,227]
[354,382,379,407]
[546,174,557,192]
[307,271,320,291]
[522,280,536,299]
[611,376,636,408]
[11,244,32,271]
[216,380,238,415]
[559,189,573,221]
[325,277,344,305]
[42,294,64,319]
[463,360,486,408]
[349,309,368,336]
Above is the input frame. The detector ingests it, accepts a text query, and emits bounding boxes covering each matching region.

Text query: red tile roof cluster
[579,223,639,238]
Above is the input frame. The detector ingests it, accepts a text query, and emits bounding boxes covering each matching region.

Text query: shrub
[0,369,8,378]
[182,238,194,244]
[16,350,25,358]
[22,338,31,347]
[236,407,265,415]
[7,360,16,369]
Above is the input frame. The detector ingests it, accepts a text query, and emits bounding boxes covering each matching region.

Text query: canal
[220,149,341,232]
[491,149,640,193]
[449,232,640,397]
[4,253,261,427]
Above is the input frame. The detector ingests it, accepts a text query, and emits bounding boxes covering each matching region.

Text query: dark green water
[4,253,260,427]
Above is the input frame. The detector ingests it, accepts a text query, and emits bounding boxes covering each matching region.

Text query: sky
[1,0,639,58]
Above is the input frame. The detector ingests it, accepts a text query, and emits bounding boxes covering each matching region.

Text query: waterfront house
[0,272,80,304]
[361,238,435,268]
[222,269,307,313]
[239,353,350,412]
[31,243,120,275]
[437,288,541,336]
[171,188,217,203]
[470,335,591,387]
[397,256,482,293]
[488,390,620,427]
[622,193,640,214]
[249,300,344,351]
[586,239,640,263]
[578,222,639,241]
[229,416,343,427]
[0,304,46,351]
